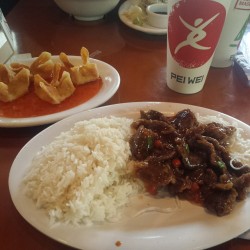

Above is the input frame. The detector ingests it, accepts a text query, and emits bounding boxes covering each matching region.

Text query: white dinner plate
[9,102,250,250]
[0,56,120,127]
[118,1,167,35]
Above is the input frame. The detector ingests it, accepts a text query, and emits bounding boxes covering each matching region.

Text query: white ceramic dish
[146,3,168,29]
[118,1,167,35]
[9,102,250,250]
[0,56,120,127]
[54,0,120,21]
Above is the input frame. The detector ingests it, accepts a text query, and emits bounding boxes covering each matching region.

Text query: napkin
[234,22,250,85]
[234,51,250,85]
[235,24,250,240]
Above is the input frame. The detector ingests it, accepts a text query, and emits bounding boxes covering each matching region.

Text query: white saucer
[118,0,167,35]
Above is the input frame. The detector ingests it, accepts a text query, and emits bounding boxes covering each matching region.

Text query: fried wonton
[30,51,54,80]
[10,62,30,74]
[34,63,75,104]
[0,64,30,102]
[59,47,99,85]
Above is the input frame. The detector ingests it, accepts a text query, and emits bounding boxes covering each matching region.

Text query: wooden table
[1,0,249,249]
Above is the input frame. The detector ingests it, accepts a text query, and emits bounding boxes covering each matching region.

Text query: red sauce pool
[0,78,102,118]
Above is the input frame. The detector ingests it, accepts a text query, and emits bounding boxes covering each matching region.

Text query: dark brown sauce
[154,11,167,15]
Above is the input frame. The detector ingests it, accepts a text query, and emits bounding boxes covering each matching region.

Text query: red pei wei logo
[168,0,226,68]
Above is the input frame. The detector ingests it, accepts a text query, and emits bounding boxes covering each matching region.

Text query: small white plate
[0,56,120,127]
[118,1,167,35]
[9,102,250,250]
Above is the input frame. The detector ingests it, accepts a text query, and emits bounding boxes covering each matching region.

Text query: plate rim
[8,101,250,250]
[0,56,120,128]
[118,0,167,35]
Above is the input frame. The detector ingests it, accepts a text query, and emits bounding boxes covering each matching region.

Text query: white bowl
[54,0,120,21]
[146,3,168,29]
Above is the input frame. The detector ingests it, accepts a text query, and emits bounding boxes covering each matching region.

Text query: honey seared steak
[129,109,250,216]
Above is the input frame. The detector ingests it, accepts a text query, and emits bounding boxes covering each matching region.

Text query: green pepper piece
[217,160,226,169]
[147,136,153,150]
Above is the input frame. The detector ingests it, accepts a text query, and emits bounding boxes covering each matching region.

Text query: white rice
[23,116,141,225]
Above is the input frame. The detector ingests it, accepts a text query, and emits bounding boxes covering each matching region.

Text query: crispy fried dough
[0,64,30,102]
[60,47,99,85]
[30,51,54,80]
[34,63,75,104]
[0,47,99,104]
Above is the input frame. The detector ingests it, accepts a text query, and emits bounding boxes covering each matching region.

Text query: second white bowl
[54,0,120,21]
[146,3,168,29]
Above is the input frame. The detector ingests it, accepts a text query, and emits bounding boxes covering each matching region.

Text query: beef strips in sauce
[129,109,250,216]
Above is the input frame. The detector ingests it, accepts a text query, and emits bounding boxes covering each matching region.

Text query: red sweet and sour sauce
[0,78,102,118]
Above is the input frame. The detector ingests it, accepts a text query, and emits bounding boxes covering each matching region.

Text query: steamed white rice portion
[23,117,141,225]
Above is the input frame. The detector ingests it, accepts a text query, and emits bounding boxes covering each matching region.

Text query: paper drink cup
[212,0,250,68]
[166,0,232,94]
